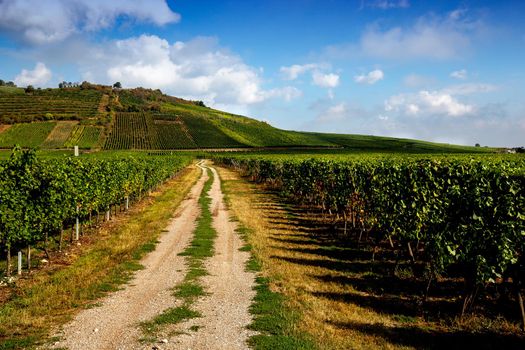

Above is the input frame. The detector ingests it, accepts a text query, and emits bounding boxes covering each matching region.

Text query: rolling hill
[0,85,494,153]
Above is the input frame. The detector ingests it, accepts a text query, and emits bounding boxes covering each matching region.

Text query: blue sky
[0,0,524,147]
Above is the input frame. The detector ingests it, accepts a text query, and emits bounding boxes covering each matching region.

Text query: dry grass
[216,165,525,350]
[42,121,79,148]
[0,164,200,347]
[0,125,11,134]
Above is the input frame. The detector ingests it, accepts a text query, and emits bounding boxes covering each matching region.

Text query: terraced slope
[0,89,103,123]
[0,87,497,152]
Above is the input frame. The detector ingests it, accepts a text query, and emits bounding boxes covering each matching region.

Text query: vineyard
[0,89,103,124]
[104,112,245,150]
[41,121,78,149]
[152,117,196,149]
[162,102,333,147]
[0,122,56,148]
[104,112,154,149]
[0,87,498,152]
[0,147,190,276]
[63,125,103,149]
[216,154,525,324]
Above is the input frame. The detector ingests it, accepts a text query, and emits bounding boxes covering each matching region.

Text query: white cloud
[14,62,52,87]
[363,0,410,9]
[0,0,180,44]
[385,90,474,117]
[360,19,470,60]
[354,69,384,85]
[312,71,340,88]
[324,10,481,61]
[262,86,303,102]
[450,69,467,79]
[78,35,297,107]
[280,62,339,90]
[317,103,348,122]
[280,63,318,80]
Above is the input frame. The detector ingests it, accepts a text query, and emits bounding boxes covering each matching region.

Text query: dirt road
[51,161,256,350]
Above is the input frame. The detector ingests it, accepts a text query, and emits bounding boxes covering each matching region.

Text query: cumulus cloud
[308,86,522,148]
[280,63,339,89]
[450,69,468,79]
[385,90,474,117]
[78,35,298,107]
[354,69,384,84]
[312,71,340,88]
[0,0,180,44]
[262,86,303,102]
[280,63,318,80]
[14,62,52,87]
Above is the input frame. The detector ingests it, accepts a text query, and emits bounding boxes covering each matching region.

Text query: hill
[0,86,493,153]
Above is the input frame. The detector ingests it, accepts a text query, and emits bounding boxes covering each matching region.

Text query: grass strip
[140,167,216,338]
[0,165,200,349]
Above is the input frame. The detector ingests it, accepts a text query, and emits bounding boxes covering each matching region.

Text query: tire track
[171,163,257,350]
[50,161,208,350]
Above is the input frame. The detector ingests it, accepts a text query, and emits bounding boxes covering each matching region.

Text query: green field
[0,122,56,148]
[0,86,24,95]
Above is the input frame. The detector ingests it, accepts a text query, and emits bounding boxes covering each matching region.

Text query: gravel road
[50,161,256,350]
[171,165,257,350]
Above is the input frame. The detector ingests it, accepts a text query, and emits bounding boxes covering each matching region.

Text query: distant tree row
[0,79,17,87]
[58,81,80,88]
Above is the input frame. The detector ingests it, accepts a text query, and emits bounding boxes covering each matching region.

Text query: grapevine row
[0,147,190,273]
[217,155,525,313]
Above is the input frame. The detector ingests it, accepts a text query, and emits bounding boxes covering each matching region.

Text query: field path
[172,164,257,349]
[51,162,208,349]
[50,161,256,350]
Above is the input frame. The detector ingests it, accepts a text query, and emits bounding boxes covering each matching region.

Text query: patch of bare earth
[0,124,11,134]
[50,165,208,350]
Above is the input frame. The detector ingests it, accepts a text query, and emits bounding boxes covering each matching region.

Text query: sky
[0,0,524,147]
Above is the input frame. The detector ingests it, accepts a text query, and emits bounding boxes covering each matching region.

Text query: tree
[475,143,480,147]
[6,81,16,87]
[25,85,35,94]
[0,79,5,86]
[113,82,122,89]
[80,81,92,90]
